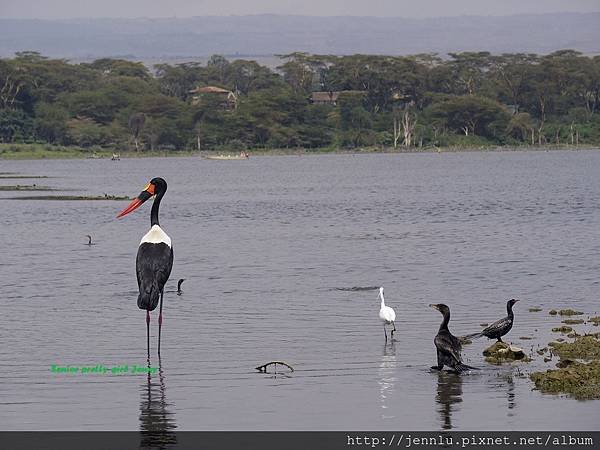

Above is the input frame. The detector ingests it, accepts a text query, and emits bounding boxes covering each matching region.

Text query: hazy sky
[1,0,599,19]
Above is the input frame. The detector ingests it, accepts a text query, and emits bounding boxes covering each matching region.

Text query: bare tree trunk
[134,138,139,152]
[537,96,546,146]
[197,134,201,151]
[569,122,574,145]
[393,114,400,149]
[401,109,416,147]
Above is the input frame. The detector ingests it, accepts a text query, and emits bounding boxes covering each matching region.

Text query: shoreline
[1,143,598,161]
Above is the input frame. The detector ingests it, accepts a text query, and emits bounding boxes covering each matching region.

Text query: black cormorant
[464,299,519,342]
[117,177,174,356]
[430,304,478,373]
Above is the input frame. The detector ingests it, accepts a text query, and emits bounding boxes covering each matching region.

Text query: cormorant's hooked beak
[116,183,155,218]
[429,304,439,311]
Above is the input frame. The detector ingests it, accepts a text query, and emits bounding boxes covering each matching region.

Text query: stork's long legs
[158,291,164,355]
[146,309,150,357]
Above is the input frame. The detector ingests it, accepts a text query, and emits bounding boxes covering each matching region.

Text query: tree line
[1,50,599,151]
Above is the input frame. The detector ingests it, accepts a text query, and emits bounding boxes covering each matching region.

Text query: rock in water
[483,342,527,364]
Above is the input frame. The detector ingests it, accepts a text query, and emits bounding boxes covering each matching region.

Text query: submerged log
[255,361,294,373]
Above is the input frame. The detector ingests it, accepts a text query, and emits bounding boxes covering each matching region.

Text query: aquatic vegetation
[558,309,584,316]
[590,317,600,326]
[528,307,542,312]
[7,194,129,201]
[547,334,600,360]
[562,319,584,325]
[0,175,49,179]
[549,310,558,315]
[530,360,600,400]
[531,333,600,399]
[552,326,573,334]
[0,185,55,191]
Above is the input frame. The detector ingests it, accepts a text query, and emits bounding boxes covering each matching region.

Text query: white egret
[378,287,396,341]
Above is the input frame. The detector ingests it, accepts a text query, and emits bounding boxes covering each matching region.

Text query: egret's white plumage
[378,287,396,341]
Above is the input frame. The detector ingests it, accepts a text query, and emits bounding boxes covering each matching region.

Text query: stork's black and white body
[463,299,519,343]
[118,177,173,355]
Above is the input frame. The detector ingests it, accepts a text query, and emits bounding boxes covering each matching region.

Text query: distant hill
[1,13,599,61]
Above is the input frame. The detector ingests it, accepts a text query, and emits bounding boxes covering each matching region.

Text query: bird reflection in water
[378,341,397,419]
[435,371,463,430]
[139,357,177,449]
[489,373,516,416]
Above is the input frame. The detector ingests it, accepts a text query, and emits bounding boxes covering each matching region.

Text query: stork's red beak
[116,183,155,218]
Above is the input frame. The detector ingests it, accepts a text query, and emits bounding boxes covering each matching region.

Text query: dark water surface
[1,151,599,430]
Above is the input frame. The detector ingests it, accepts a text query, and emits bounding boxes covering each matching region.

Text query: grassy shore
[1,142,598,160]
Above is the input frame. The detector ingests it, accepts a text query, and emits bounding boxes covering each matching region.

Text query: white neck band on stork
[140,224,172,248]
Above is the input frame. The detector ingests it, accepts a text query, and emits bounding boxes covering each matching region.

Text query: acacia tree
[427,95,509,138]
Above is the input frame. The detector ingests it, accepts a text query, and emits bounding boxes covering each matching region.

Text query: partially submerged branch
[255,361,294,373]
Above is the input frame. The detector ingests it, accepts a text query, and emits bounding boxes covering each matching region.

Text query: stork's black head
[117,177,167,218]
[429,303,450,315]
[150,177,167,196]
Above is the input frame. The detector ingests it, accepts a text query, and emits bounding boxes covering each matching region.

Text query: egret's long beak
[116,183,155,218]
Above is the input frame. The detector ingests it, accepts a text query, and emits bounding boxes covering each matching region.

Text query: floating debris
[335,286,379,292]
[479,323,489,327]
[519,336,533,340]
[459,336,473,345]
[255,361,294,373]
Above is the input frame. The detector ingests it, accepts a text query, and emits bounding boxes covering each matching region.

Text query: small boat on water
[204,151,249,160]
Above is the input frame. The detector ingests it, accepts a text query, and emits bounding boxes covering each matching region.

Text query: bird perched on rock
[464,299,519,343]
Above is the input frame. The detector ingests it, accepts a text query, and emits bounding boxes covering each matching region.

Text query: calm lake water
[1,150,599,431]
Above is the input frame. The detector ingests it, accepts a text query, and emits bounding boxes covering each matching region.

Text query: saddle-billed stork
[117,177,173,355]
